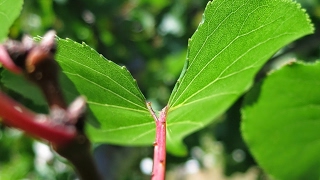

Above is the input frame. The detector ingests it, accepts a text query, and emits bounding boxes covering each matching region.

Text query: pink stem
[147,103,168,180]
[0,91,76,145]
[0,45,22,74]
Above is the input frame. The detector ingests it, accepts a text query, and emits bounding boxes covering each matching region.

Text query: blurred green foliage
[1,0,320,179]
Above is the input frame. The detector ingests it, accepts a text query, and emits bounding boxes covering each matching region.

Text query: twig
[0,91,75,145]
[0,31,102,180]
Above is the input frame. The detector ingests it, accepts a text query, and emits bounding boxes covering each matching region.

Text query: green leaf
[167,0,313,155]
[55,38,154,145]
[241,61,320,180]
[0,0,23,42]
[1,70,47,106]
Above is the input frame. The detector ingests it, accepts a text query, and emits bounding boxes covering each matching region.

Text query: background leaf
[55,38,154,145]
[241,61,320,180]
[167,0,313,155]
[1,70,47,106]
[1,69,86,115]
[0,0,23,42]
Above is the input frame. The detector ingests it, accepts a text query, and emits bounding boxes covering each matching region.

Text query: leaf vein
[170,0,246,103]
[171,15,293,107]
[57,46,143,102]
[63,71,146,110]
[131,129,154,142]
[87,101,149,112]
[170,91,238,111]
[176,32,293,107]
[98,122,154,133]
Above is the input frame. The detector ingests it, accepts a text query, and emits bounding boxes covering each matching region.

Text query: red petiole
[147,103,168,180]
[0,91,76,145]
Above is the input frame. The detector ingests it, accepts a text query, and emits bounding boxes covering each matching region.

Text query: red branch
[0,45,22,74]
[147,103,168,180]
[0,31,102,179]
[0,91,76,145]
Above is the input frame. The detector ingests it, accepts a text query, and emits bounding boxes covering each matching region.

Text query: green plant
[0,0,318,179]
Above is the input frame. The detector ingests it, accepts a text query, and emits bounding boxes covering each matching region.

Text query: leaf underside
[55,39,155,145]
[241,62,320,180]
[166,0,313,155]
[0,0,23,42]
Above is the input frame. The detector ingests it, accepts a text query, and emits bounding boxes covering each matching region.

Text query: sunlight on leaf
[0,0,315,153]
[241,61,320,180]
[0,0,23,42]
[55,38,155,145]
[167,0,313,155]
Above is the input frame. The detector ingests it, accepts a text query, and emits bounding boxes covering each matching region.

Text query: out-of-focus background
[1,0,320,179]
